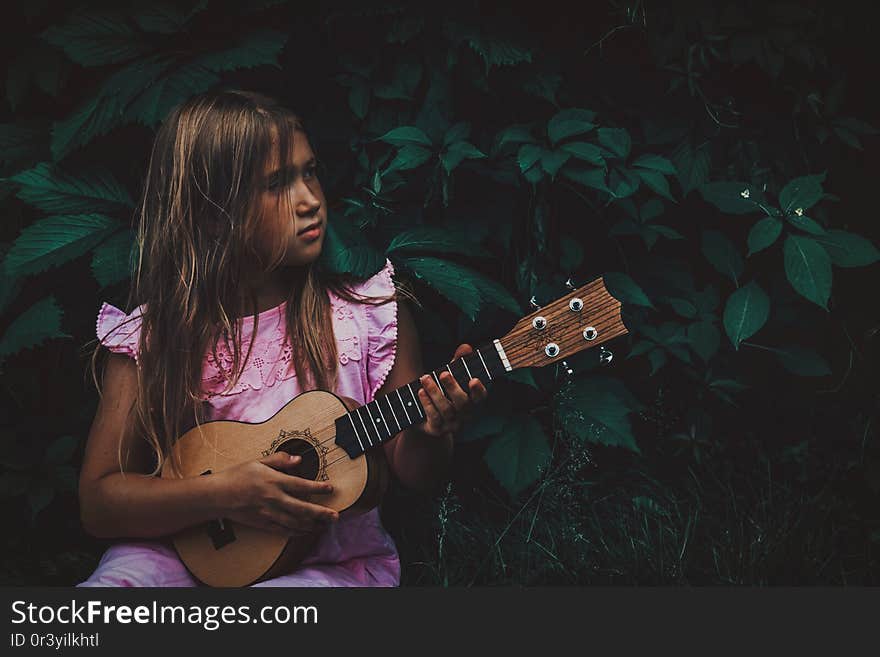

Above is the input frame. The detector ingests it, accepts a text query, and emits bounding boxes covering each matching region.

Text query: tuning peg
[565,277,576,290]
[599,346,613,366]
[529,295,541,309]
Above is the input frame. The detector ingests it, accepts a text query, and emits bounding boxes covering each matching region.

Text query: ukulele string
[283,302,620,470]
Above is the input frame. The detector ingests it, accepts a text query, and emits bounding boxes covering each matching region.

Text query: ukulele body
[160,389,390,587]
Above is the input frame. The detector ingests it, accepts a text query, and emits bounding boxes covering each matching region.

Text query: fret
[476,348,493,381]
[405,383,424,418]
[382,394,401,433]
[461,357,473,382]
[347,412,365,452]
[371,399,391,439]
[446,364,458,391]
[431,371,446,398]
[396,389,412,424]
[354,406,375,446]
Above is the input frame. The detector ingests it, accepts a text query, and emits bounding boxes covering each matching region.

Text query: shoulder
[96,302,146,364]
[344,257,396,301]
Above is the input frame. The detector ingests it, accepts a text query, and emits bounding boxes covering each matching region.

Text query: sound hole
[275,438,320,481]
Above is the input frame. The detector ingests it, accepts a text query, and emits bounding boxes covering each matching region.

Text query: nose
[293,178,321,216]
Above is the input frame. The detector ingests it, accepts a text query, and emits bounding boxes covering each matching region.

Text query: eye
[303,164,318,180]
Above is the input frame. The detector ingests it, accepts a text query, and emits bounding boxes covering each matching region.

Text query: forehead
[262,126,313,173]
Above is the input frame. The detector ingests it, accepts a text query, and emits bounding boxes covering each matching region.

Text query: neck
[334,339,510,457]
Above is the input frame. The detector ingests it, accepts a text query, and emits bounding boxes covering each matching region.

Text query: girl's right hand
[214,452,338,536]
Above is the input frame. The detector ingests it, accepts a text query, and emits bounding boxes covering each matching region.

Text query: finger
[468,378,489,402]
[452,343,474,360]
[274,494,340,523]
[421,374,456,424]
[441,370,470,411]
[276,474,335,497]
[260,451,301,471]
[417,386,444,432]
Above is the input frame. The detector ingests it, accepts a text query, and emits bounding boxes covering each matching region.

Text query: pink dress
[78,258,401,587]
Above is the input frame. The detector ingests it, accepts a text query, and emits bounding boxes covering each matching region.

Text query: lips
[297,221,321,235]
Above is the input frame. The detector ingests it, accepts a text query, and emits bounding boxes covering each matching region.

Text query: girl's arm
[79,353,336,539]
[379,300,487,493]
[78,353,229,538]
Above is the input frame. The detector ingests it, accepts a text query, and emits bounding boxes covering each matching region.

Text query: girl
[77,89,489,587]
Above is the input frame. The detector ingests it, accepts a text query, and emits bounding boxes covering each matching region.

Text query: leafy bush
[1,1,878,584]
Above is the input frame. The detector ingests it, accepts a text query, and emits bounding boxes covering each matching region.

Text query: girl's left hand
[417,343,489,439]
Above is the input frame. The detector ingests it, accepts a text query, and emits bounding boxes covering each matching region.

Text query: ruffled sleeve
[362,258,398,402]
[96,302,144,365]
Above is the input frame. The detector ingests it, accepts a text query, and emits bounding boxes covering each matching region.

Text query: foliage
[1,0,878,585]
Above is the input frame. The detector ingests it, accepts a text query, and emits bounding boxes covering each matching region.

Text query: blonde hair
[84,89,417,477]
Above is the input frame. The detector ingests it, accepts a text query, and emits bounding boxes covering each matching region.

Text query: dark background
[1,0,878,585]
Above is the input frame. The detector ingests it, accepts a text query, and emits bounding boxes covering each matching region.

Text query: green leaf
[397,256,521,321]
[547,108,596,145]
[632,154,676,175]
[699,181,764,214]
[701,229,744,283]
[348,81,370,120]
[603,272,655,309]
[554,376,643,453]
[319,220,385,277]
[495,124,536,153]
[687,320,721,362]
[723,281,770,349]
[786,213,826,235]
[457,395,512,443]
[5,214,120,277]
[560,165,608,193]
[539,149,570,178]
[668,298,697,319]
[597,127,631,159]
[385,145,433,173]
[635,169,675,202]
[194,28,288,73]
[377,126,433,148]
[441,140,485,174]
[608,167,640,199]
[28,481,54,522]
[91,228,136,288]
[559,141,604,165]
[386,227,490,258]
[774,346,831,377]
[672,140,710,196]
[833,117,879,135]
[784,234,832,309]
[133,1,209,34]
[41,8,150,67]
[484,414,551,497]
[442,122,471,147]
[517,144,542,174]
[9,163,133,214]
[45,435,78,465]
[0,121,50,168]
[813,230,880,267]
[747,217,783,256]
[51,55,170,160]
[0,296,70,364]
[559,238,583,271]
[779,173,826,215]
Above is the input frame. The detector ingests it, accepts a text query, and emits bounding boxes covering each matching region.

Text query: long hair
[85,89,418,478]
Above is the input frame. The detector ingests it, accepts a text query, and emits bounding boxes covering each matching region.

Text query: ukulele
[160,276,629,586]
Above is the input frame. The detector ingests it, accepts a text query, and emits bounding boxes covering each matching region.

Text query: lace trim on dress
[200,314,297,400]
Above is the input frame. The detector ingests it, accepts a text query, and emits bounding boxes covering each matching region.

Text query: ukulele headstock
[498,277,628,370]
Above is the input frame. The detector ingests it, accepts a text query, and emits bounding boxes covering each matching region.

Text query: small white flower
[795,207,804,216]
[740,188,750,199]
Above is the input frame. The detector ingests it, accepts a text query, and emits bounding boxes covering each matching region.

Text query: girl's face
[256,128,327,268]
